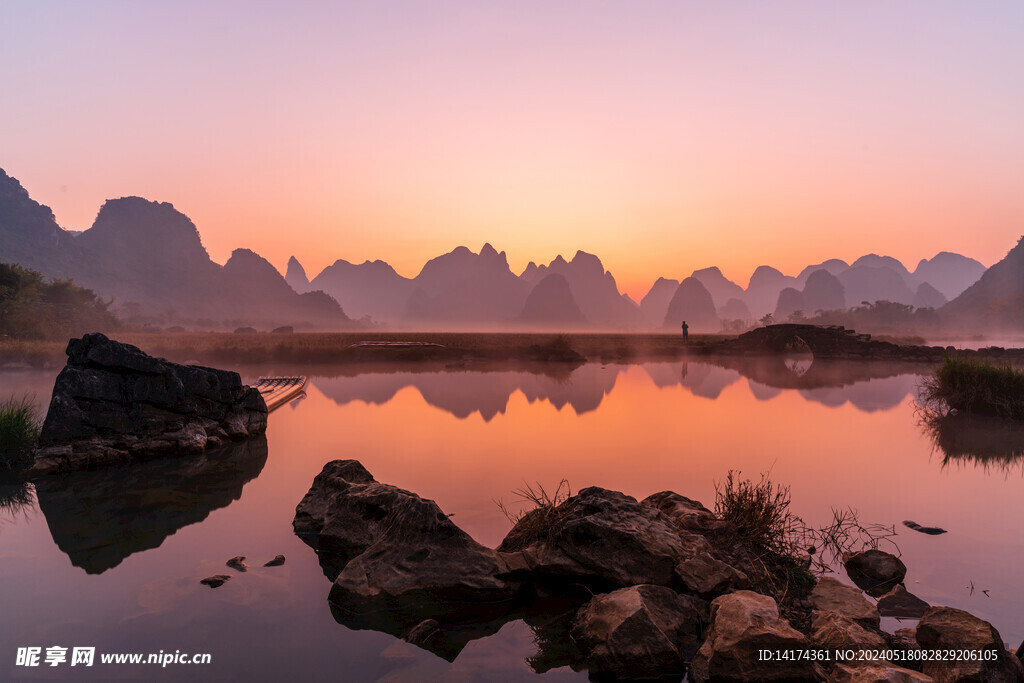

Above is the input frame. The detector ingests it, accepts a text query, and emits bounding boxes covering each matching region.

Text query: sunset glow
[4,2,1023,299]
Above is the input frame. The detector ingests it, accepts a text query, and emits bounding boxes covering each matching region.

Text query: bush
[920,355,1024,420]
[0,395,41,472]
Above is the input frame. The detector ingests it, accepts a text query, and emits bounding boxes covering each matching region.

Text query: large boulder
[688,590,821,682]
[876,584,930,619]
[570,584,707,680]
[916,607,1024,683]
[844,549,907,597]
[496,486,689,589]
[809,610,887,652]
[828,663,933,682]
[32,333,267,472]
[293,460,523,638]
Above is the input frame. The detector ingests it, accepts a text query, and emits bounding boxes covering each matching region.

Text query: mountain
[802,269,846,314]
[663,277,718,332]
[405,244,531,324]
[838,265,914,306]
[912,282,947,310]
[718,297,752,322]
[640,277,679,327]
[914,252,986,300]
[941,237,1024,330]
[796,259,849,287]
[745,266,798,319]
[527,251,643,328]
[516,273,587,326]
[774,287,805,320]
[308,258,415,322]
[850,254,914,287]
[691,266,745,309]
[0,169,351,329]
[285,256,311,293]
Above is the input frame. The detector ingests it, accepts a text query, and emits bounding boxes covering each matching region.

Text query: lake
[3,358,1023,680]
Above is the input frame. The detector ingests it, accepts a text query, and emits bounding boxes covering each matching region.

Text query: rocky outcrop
[688,591,821,682]
[844,549,906,597]
[32,334,267,472]
[570,584,707,680]
[293,460,523,633]
[916,607,1024,683]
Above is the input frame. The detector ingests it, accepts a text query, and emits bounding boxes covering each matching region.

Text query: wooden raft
[252,376,307,411]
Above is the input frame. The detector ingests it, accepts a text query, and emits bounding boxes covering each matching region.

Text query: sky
[3,1,1023,300]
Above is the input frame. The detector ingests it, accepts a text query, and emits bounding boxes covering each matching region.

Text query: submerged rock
[226,556,248,572]
[903,520,947,535]
[843,549,907,597]
[570,584,707,680]
[688,590,821,683]
[200,575,231,588]
[916,606,1024,683]
[293,460,523,637]
[32,333,267,472]
[264,555,285,567]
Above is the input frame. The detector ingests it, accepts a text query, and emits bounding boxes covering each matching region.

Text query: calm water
[2,359,1023,680]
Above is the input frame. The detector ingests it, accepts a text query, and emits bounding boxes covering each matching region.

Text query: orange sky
[4,2,1023,300]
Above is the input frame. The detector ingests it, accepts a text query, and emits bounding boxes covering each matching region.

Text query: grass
[713,470,899,574]
[920,355,1024,420]
[0,395,41,473]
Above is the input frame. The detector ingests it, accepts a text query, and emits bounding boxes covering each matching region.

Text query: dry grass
[920,355,1024,420]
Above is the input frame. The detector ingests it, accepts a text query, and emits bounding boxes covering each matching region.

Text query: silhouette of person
[681,320,689,342]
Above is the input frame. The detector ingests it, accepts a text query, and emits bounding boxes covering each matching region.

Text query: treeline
[732,300,942,335]
[0,263,119,340]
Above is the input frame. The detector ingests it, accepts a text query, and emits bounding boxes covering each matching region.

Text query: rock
[496,486,688,589]
[810,576,880,628]
[828,663,934,682]
[32,333,267,473]
[570,585,707,680]
[892,627,922,658]
[809,610,887,652]
[264,554,285,567]
[916,606,1024,682]
[844,549,907,597]
[674,553,750,600]
[643,491,725,534]
[226,556,248,572]
[688,590,821,683]
[903,521,947,535]
[877,584,930,619]
[293,460,522,632]
[200,574,231,588]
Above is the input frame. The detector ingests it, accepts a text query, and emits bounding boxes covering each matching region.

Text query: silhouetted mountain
[691,266,745,309]
[802,269,846,314]
[517,273,586,326]
[914,252,986,300]
[774,287,805,320]
[851,254,915,287]
[406,244,530,324]
[913,282,947,310]
[796,259,849,286]
[309,258,415,322]
[286,256,311,292]
[0,170,351,329]
[838,265,914,306]
[745,266,798,319]
[640,277,679,327]
[528,251,643,328]
[718,297,752,322]
[941,237,1024,330]
[663,277,718,332]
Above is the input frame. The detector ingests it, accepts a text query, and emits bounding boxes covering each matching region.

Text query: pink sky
[3,2,1023,299]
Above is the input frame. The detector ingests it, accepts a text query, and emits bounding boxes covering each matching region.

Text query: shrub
[920,355,1024,420]
[0,395,41,472]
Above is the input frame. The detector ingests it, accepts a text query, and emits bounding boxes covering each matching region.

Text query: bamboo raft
[252,376,307,411]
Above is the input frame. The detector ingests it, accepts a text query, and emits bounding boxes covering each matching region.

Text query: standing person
[681,320,689,343]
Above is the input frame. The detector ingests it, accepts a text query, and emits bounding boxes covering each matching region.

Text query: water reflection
[920,412,1024,471]
[309,358,926,421]
[35,435,268,573]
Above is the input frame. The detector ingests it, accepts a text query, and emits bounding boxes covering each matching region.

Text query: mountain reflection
[310,359,926,421]
[35,436,268,574]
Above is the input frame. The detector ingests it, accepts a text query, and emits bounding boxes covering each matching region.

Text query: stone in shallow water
[226,556,248,572]
[264,555,285,567]
[200,575,231,588]
[843,549,907,597]
[903,520,947,535]
[810,576,880,628]
[916,606,1024,683]
[570,584,707,680]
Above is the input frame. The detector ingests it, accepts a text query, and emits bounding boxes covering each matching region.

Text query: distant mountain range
[1,167,1014,331]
